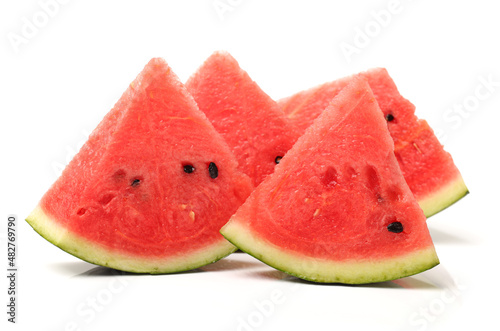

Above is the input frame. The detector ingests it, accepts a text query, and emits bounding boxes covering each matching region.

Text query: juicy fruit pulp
[26,58,253,273]
[186,51,299,187]
[279,68,468,217]
[221,77,439,284]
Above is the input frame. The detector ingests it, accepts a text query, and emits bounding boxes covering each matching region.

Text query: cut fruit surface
[26,58,253,273]
[222,77,439,284]
[278,68,468,217]
[186,51,299,186]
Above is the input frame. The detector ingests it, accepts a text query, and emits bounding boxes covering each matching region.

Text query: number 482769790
[7,216,16,268]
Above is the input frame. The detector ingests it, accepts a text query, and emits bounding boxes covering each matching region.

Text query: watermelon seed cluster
[182,162,218,178]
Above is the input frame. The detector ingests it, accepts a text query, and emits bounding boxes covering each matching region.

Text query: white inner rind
[419,174,468,217]
[221,219,439,284]
[26,205,237,274]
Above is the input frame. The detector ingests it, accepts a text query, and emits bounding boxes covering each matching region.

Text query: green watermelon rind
[418,174,469,218]
[221,220,440,284]
[26,205,237,274]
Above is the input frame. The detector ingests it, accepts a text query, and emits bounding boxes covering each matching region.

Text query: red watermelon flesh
[279,68,468,217]
[26,58,253,273]
[186,51,299,186]
[221,77,439,284]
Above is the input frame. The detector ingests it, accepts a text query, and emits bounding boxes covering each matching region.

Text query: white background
[1,1,499,330]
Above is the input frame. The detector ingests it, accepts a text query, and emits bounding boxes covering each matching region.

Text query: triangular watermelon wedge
[221,77,439,284]
[26,58,253,273]
[279,68,468,217]
[186,51,299,186]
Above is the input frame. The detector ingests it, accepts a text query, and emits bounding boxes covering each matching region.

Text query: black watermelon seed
[275,156,283,164]
[131,178,141,187]
[183,164,195,174]
[385,113,395,122]
[387,221,404,233]
[208,162,218,179]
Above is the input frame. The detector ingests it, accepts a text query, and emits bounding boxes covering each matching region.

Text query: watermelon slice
[221,77,439,284]
[279,68,468,217]
[186,51,299,186]
[26,58,253,273]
